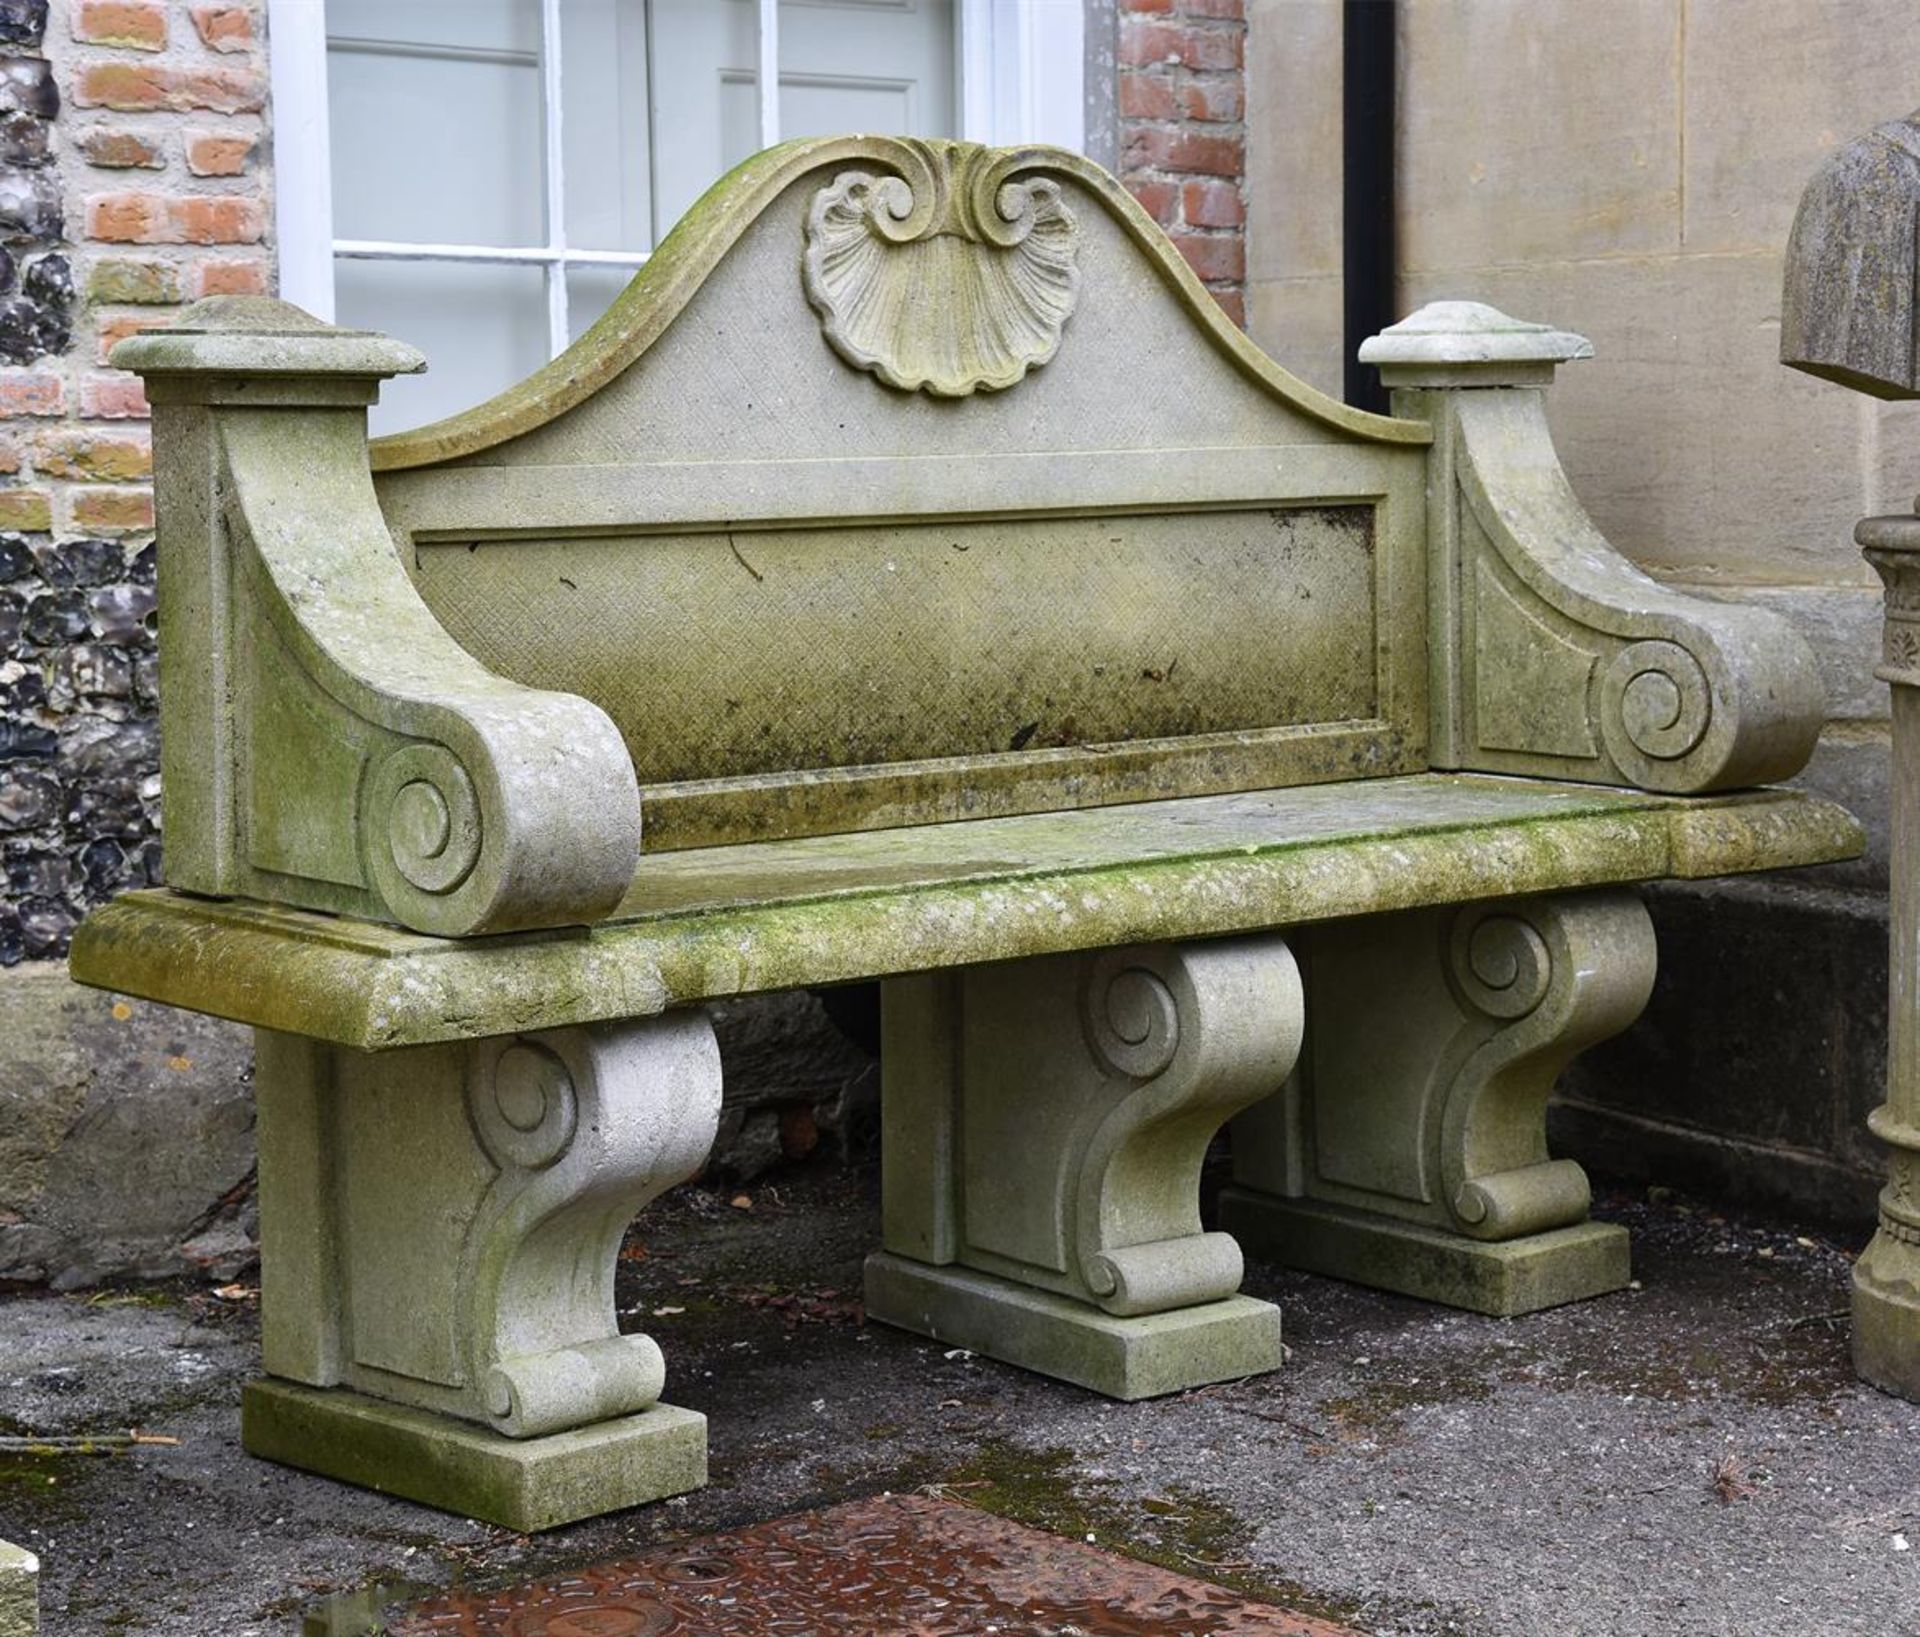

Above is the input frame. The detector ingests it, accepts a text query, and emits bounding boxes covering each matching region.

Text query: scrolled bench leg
[866,935,1301,1399]
[1221,890,1655,1316]
[244,1013,721,1530]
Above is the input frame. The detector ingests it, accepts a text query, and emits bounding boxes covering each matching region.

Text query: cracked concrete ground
[2,1168,1917,1637]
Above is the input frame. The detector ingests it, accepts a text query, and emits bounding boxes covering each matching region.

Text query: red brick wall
[1116,0,1247,325]
[50,0,269,531]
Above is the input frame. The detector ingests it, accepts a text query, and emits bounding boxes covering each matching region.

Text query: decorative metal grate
[384,1493,1361,1636]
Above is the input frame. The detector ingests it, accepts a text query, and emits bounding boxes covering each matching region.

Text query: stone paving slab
[2,1169,1919,1636]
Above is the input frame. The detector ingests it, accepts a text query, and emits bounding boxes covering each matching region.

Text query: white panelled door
[646,1,954,236]
[273,0,1076,435]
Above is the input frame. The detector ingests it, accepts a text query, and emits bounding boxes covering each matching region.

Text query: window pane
[328,0,545,246]
[337,260,548,437]
[561,0,654,252]
[566,264,636,345]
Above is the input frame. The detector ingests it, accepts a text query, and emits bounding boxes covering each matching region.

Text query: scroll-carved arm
[1364,302,1825,793]
[118,298,641,935]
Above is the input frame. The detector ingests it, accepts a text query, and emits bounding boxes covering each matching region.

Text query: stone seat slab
[71,771,1859,1053]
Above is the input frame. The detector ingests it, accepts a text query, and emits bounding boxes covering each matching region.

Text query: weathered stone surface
[863,1255,1285,1401]
[0,1539,35,1637]
[115,297,641,939]
[70,777,1861,1052]
[248,1012,718,1520]
[874,936,1299,1389]
[242,1381,707,1533]
[801,140,1082,397]
[1783,111,1920,399]
[255,1016,718,1437]
[1227,890,1653,1315]
[1401,252,1877,587]
[1224,1198,1631,1318]
[61,136,1873,1536]
[0,959,253,1288]
[1360,299,1592,386]
[1384,305,1826,791]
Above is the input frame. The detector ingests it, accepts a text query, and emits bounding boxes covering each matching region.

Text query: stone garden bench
[70,137,1857,1531]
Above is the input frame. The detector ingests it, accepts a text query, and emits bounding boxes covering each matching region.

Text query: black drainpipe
[1342,0,1396,414]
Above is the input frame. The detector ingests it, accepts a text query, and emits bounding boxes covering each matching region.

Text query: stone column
[1781,112,1920,1400]
[1853,517,1920,1399]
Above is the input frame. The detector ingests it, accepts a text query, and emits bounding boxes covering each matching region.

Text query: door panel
[649,0,956,236]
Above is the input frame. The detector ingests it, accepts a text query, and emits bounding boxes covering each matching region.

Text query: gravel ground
[2,1167,1917,1637]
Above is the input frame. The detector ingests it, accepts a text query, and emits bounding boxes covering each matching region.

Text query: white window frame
[266,0,1085,354]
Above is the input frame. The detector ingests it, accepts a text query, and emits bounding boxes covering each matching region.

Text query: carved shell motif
[802,139,1081,397]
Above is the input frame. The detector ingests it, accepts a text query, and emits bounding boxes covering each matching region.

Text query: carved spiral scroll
[470,1038,578,1172]
[363,740,483,906]
[802,138,1081,397]
[1082,952,1182,1081]
[1449,910,1552,1021]
[1599,639,1712,779]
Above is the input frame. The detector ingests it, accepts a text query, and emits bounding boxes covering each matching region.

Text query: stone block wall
[1117,0,1248,324]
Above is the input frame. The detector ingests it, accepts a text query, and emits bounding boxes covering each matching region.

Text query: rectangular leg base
[241,1379,706,1532]
[1219,1188,1630,1317]
[864,1251,1284,1400]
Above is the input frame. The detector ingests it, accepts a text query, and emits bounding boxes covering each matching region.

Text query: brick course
[1116,0,1248,325]
[0,0,267,962]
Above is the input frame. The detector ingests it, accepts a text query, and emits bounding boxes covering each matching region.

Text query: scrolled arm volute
[118,298,642,936]
[1363,302,1825,793]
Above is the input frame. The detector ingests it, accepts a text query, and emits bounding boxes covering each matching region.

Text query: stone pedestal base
[864,1252,1284,1400]
[1219,1190,1630,1317]
[1852,1232,1920,1401]
[242,1379,707,1532]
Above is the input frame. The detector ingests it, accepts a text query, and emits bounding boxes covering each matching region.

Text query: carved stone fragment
[1782,110,1920,399]
[802,138,1080,397]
